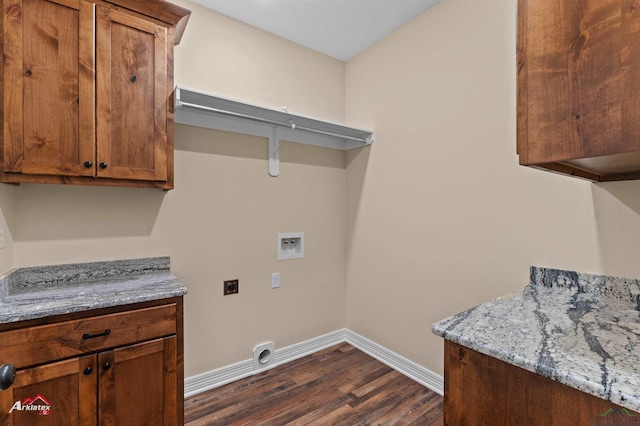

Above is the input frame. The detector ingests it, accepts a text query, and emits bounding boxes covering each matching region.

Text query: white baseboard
[343,329,444,395]
[273,329,346,366]
[184,328,444,398]
[184,329,345,398]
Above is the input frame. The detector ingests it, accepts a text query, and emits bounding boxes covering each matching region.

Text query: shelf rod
[176,100,370,144]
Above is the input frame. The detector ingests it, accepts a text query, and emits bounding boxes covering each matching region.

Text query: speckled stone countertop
[0,257,187,324]
[432,267,640,412]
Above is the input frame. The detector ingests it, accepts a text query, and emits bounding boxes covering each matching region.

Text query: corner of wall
[0,184,15,274]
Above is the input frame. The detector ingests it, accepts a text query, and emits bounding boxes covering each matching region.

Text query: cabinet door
[0,355,96,426]
[518,0,640,165]
[2,0,95,177]
[95,6,169,183]
[98,336,177,426]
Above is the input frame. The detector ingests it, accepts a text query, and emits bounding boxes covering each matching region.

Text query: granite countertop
[432,267,640,412]
[0,257,187,324]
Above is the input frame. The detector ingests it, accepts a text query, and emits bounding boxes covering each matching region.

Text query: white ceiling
[189,0,441,62]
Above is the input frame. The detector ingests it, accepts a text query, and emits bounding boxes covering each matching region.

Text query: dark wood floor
[184,342,443,425]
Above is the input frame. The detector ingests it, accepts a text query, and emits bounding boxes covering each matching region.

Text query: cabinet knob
[99,162,108,169]
[83,367,93,376]
[102,362,111,371]
[84,161,93,168]
[130,75,136,83]
[0,364,16,390]
[25,70,32,76]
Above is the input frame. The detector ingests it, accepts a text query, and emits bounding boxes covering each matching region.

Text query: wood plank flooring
[184,342,443,425]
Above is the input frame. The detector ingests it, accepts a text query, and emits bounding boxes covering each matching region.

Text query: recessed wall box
[277,233,304,260]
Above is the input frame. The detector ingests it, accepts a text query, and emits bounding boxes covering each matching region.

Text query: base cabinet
[444,341,639,425]
[0,299,183,426]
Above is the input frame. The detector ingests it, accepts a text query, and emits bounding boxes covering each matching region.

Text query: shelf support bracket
[269,127,287,177]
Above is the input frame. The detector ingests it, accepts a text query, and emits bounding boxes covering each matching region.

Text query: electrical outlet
[224,279,239,295]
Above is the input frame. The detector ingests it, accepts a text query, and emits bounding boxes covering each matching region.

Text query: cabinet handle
[82,329,111,340]
[130,75,136,83]
[84,161,93,168]
[83,367,93,376]
[102,362,111,371]
[99,162,108,169]
[0,364,16,391]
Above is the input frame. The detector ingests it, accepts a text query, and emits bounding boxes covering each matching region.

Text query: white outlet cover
[271,273,280,288]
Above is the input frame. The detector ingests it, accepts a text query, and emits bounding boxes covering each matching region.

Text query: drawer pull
[0,364,16,390]
[82,329,111,340]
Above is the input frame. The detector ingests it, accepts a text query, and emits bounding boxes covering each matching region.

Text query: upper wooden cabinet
[0,0,190,189]
[517,0,640,181]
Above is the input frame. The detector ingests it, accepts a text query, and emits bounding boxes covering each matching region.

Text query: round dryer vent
[253,342,275,371]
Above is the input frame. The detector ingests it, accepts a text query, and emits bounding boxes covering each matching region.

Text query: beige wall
[3,0,640,384]
[172,0,345,123]
[5,1,348,377]
[0,185,15,274]
[344,0,640,377]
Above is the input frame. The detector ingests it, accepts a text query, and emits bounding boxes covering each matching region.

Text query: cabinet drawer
[0,304,176,369]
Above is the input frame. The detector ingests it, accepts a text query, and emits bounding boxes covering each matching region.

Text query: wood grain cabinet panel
[2,0,96,178]
[0,356,97,426]
[99,337,177,426]
[517,0,640,181]
[0,304,176,369]
[0,0,190,189]
[444,341,639,425]
[0,299,184,426]
[96,6,168,183]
